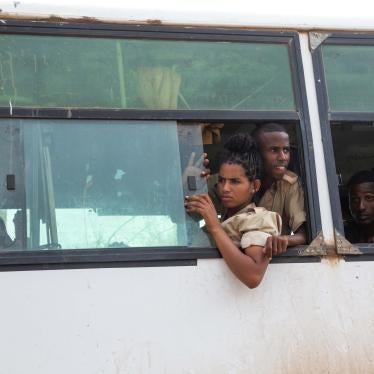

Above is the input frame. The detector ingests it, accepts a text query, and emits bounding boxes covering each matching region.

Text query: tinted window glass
[0,35,295,110]
[0,119,213,250]
[323,45,374,112]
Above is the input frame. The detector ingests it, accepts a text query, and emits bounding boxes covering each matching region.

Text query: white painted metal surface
[2,0,374,31]
[1,260,374,373]
[298,32,335,245]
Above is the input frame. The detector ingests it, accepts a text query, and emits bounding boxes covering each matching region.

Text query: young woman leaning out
[184,133,281,288]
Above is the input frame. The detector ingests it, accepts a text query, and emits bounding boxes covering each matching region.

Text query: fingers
[186,152,210,179]
[194,153,204,169]
[263,235,288,258]
[187,152,196,167]
[184,200,206,215]
[274,236,287,254]
[184,194,210,205]
[203,153,210,167]
[200,167,211,178]
[184,194,213,213]
[280,237,288,253]
[263,236,273,260]
[270,236,281,256]
[201,153,211,178]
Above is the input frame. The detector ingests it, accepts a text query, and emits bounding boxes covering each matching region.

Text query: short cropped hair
[251,123,288,142]
[347,170,374,189]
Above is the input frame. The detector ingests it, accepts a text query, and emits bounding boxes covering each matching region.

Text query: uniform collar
[222,202,256,221]
[269,169,298,192]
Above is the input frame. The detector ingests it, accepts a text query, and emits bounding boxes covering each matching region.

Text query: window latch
[187,176,197,191]
[6,175,16,191]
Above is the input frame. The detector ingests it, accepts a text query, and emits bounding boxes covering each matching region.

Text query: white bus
[0,1,373,373]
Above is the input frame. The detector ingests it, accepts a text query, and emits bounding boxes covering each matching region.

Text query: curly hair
[219,133,262,181]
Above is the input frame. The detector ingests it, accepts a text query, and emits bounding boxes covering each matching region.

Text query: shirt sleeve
[285,181,306,233]
[237,211,282,249]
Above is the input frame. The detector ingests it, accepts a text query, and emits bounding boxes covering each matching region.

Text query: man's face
[257,131,290,181]
[349,182,374,226]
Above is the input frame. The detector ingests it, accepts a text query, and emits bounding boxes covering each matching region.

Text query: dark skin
[200,130,306,255]
[256,131,307,254]
[185,163,270,288]
[349,182,374,243]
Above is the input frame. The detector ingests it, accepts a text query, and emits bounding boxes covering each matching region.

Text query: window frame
[0,21,321,270]
[312,32,374,259]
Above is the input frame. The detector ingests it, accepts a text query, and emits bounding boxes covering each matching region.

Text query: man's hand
[202,153,210,178]
[263,235,288,259]
[182,152,211,185]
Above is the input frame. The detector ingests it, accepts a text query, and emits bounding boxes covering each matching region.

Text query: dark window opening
[330,121,374,244]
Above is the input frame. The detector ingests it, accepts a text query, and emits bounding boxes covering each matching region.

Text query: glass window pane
[0,34,295,110]
[323,45,374,112]
[0,119,214,250]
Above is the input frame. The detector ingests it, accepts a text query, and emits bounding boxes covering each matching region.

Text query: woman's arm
[185,194,269,288]
[209,225,269,288]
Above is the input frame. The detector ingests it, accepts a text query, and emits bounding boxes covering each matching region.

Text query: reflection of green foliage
[0,34,294,110]
[0,35,121,107]
[125,40,294,110]
[323,45,374,111]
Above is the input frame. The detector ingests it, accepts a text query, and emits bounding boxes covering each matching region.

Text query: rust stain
[0,13,109,25]
[322,254,342,267]
[146,19,162,25]
[0,13,307,32]
[0,13,164,27]
[0,10,373,33]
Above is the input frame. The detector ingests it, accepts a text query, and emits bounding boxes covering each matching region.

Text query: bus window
[190,121,310,245]
[320,42,374,244]
[323,45,374,112]
[0,34,294,111]
[0,22,319,265]
[330,122,374,243]
[0,119,215,250]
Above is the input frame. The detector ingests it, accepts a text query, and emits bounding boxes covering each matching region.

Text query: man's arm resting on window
[264,223,307,257]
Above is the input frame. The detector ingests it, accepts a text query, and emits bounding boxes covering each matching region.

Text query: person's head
[347,170,374,226]
[252,123,290,182]
[218,133,262,212]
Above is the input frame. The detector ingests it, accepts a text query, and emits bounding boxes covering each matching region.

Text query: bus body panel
[2,1,374,31]
[1,260,373,373]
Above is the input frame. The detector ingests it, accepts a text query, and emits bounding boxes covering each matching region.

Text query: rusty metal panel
[299,231,328,256]
[335,229,362,255]
[309,32,330,51]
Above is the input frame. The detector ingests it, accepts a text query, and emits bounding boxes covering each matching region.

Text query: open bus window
[0,119,309,251]
[330,122,374,243]
[198,121,310,244]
